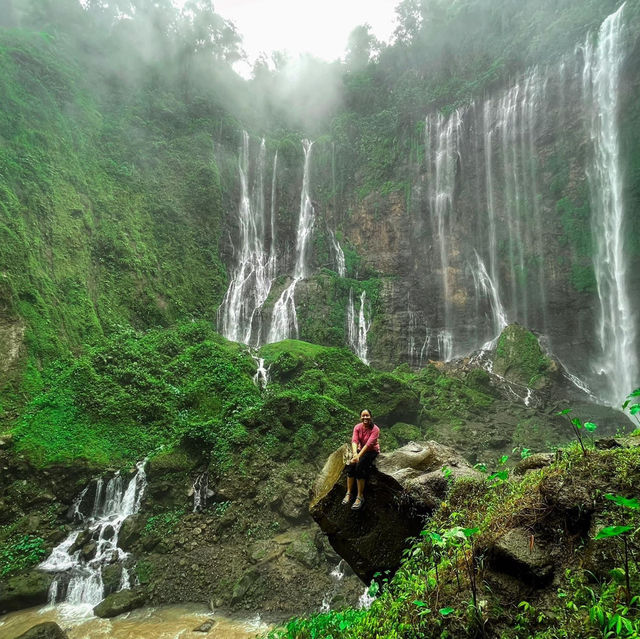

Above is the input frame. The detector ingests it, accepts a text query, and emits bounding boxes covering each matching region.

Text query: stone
[13,622,68,639]
[93,588,146,618]
[193,619,216,632]
[102,563,123,596]
[310,441,482,583]
[118,514,143,551]
[489,528,554,586]
[513,453,555,476]
[0,570,53,614]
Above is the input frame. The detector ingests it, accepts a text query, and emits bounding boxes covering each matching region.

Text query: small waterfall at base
[252,355,269,389]
[267,140,315,343]
[319,560,345,613]
[192,471,213,513]
[583,2,638,406]
[347,289,371,364]
[40,461,147,608]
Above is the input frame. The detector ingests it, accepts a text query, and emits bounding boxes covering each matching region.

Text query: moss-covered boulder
[0,570,52,614]
[93,587,146,618]
[13,622,68,639]
[492,324,557,389]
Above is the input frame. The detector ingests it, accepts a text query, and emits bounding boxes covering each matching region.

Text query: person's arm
[351,425,360,462]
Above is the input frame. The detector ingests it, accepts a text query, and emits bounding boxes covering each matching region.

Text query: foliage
[0,534,47,578]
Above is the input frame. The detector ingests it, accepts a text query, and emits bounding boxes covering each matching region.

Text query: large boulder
[12,622,68,639]
[310,441,482,583]
[0,570,52,614]
[93,588,146,618]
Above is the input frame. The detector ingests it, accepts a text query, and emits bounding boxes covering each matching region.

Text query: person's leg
[343,467,356,504]
[352,452,378,509]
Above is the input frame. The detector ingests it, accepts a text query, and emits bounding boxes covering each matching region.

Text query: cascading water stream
[329,230,346,277]
[426,110,463,341]
[40,461,147,608]
[219,133,274,346]
[582,2,638,405]
[347,289,371,364]
[268,140,315,343]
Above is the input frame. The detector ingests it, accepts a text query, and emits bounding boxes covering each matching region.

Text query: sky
[208,0,399,76]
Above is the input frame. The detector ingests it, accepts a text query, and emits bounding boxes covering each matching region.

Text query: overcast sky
[210,0,399,75]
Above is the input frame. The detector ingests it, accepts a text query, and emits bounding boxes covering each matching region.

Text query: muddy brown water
[0,603,272,639]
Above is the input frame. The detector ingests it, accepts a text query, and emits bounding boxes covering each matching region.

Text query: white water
[268,140,315,343]
[472,251,509,348]
[583,2,638,405]
[192,471,212,513]
[426,109,463,339]
[40,461,147,607]
[329,230,346,277]
[219,133,275,346]
[347,289,371,364]
[319,560,345,613]
[252,355,269,389]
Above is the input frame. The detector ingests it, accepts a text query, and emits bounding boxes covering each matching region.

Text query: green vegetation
[0,534,47,578]
[263,440,640,639]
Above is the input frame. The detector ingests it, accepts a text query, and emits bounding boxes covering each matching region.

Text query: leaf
[439,607,455,616]
[631,405,640,415]
[499,455,509,465]
[628,388,640,398]
[463,527,479,538]
[583,421,598,432]
[571,418,583,429]
[594,525,633,540]
[473,462,487,473]
[557,408,572,415]
[605,494,640,510]
[413,600,429,607]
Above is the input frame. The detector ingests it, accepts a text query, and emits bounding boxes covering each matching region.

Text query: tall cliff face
[253,4,639,406]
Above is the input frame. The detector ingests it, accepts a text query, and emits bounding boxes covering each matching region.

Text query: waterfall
[472,251,509,349]
[40,461,147,608]
[252,355,269,389]
[268,140,315,343]
[583,2,638,405]
[347,289,371,364]
[192,471,211,513]
[219,133,274,346]
[329,230,346,276]
[426,109,463,341]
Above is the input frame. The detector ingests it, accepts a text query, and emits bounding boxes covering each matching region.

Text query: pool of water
[0,602,272,639]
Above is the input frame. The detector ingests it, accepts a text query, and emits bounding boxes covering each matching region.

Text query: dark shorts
[346,450,379,479]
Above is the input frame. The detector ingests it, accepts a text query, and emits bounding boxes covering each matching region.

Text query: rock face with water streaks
[310,442,482,583]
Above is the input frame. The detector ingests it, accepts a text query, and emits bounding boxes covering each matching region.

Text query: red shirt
[352,423,380,453]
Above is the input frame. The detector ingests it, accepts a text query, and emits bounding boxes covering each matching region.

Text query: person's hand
[351,455,359,464]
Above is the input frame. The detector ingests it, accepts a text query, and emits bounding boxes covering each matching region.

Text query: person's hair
[360,408,373,421]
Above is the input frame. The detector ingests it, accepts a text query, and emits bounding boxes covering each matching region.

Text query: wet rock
[118,514,143,551]
[93,588,146,618]
[488,528,554,586]
[13,622,69,639]
[0,570,53,614]
[277,485,308,521]
[69,529,92,554]
[193,619,216,632]
[102,524,115,540]
[102,563,123,596]
[79,541,97,561]
[310,442,482,583]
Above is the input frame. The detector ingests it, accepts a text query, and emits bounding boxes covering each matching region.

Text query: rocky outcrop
[0,570,52,614]
[310,441,482,583]
[12,622,68,639]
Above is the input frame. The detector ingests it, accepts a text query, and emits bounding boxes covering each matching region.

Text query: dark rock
[193,619,216,632]
[79,541,97,561]
[102,524,115,540]
[69,529,92,554]
[12,622,68,639]
[488,528,554,586]
[93,588,146,618]
[118,514,143,552]
[102,563,123,596]
[0,570,53,614]
[310,441,482,583]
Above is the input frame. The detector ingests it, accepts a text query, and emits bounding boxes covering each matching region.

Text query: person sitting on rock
[342,409,380,510]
